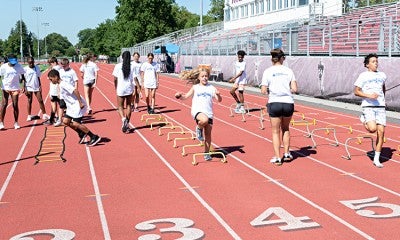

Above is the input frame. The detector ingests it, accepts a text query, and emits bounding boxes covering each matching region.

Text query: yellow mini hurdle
[192,152,227,166]
[158,125,184,136]
[342,136,374,160]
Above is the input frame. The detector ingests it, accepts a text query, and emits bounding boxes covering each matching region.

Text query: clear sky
[0,0,211,46]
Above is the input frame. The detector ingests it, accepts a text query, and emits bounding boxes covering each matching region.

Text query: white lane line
[0,93,50,201]
[85,146,111,240]
[0,125,36,201]
[95,82,243,240]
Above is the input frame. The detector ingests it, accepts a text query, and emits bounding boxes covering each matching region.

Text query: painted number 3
[340,196,400,218]
[9,229,75,240]
[135,218,205,240]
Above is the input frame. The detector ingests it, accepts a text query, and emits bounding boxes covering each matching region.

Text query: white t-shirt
[0,63,25,91]
[234,61,247,84]
[140,62,160,89]
[24,65,42,92]
[59,80,86,118]
[112,62,135,97]
[354,71,386,107]
[79,61,99,84]
[131,61,142,84]
[191,84,217,119]
[49,65,62,97]
[59,68,78,87]
[261,65,296,104]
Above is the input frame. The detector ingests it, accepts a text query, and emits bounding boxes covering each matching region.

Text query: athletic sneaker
[87,109,93,115]
[373,161,383,168]
[14,122,21,130]
[79,133,88,144]
[204,154,212,161]
[42,114,50,120]
[196,126,204,141]
[0,122,4,130]
[54,120,62,127]
[133,108,140,112]
[270,157,282,165]
[283,152,294,161]
[122,119,129,133]
[147,106,151,114]
[87,135,101,146]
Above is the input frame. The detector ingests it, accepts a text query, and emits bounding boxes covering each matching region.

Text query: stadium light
[42,22,49,59]
[32,6,43,61]
[200,0,203,26]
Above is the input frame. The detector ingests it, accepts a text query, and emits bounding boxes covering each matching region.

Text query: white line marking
[85,146,111,240]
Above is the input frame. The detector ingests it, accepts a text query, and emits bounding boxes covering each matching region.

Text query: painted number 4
[340,196,400,218]
[250,207,320,231]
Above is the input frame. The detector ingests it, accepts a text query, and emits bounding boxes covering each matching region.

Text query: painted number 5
[9,229,75,240]
[135,218,204,240]
[340,196,400,218]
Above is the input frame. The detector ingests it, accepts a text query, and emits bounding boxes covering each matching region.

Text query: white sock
[374,152,381,162]
[373,152,383,167]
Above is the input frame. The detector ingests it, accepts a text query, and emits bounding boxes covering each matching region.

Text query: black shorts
[50,96,60,102]
[267,102,294,118]
[59,99,67,109]
[64,114,83,123]
[84,81,95,88]
[194,112,213,125]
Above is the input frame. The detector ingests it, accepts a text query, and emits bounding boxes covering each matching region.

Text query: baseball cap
[8,58,18,65]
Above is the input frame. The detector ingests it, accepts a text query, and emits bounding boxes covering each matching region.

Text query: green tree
[77,28,96,49]
[92,19,120,56]
[208,0,224,21]
[115,0,178,46]
[3,20,31,58]
[46,33,73,56]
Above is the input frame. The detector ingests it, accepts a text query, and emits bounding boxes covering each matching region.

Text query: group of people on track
[0,49,387,167]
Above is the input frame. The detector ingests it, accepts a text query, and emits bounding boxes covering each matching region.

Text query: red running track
[1,63,400,239]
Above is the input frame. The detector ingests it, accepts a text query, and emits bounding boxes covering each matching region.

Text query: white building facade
[224,0,343,30]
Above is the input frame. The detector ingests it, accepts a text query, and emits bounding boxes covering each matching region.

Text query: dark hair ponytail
[122,51,131,79]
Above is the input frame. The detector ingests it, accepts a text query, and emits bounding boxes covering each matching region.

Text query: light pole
[19,0,23,61]
[42,22,49,59]
[200,0,203,26]
[32,6,43,61]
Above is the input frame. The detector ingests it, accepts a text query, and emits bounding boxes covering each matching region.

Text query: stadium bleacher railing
[123,2,400,58]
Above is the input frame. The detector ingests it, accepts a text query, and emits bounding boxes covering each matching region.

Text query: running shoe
[54,120,62,127]
[196,126,204,141]
[0,122,4,130]
[14,122,21,130]
[204,154,212,161]
[88,109,93,115]
[87,135,101,146]
[283,152,294,161]
[270,157,282,165]
[122,119,129,133]
[79,133,88,144]
[42,114,50,120]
